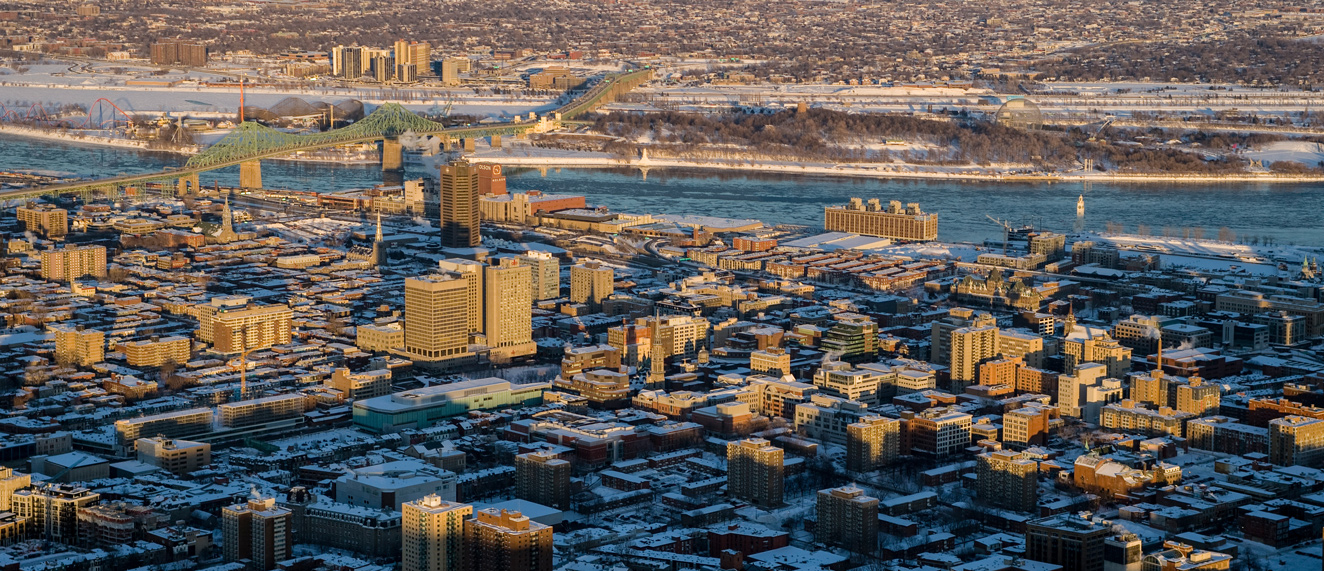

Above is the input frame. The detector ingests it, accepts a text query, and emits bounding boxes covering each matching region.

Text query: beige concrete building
[328,367,392,400]
[219,394,307,428]
[436,259,484,334]
[402,495,472,571]
[51,324,104,366]
[1269,415,1324,467]
[750,347,791,378]
[12,484,99,545]
[484,256,535,362]
[121,336,190,367]
[136,437,211,475]
[211,304,294,354]
[727,438,784,507]
[846,415,900,472]
[114,408,214,452]
[976,449,1039,512]
[402,274,471,363]
[816,486,878,553]
[16,204,68,237]
[222,497,292,571]
[357,322,404,352]
[824,198,937,241]
[997,329,1046,368]
[514,451,571,509]
[40,245,106,281]
[519,251,561,300]
[950,324,999,388]
[569,261,613,310]
[464,508,553,571]
[0,467,31,511]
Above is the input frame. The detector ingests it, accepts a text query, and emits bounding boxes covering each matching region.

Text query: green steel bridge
[0,69,652,200]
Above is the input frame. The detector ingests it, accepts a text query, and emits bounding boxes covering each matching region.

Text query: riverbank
[0,124,199,154]
[472,147,1324,184]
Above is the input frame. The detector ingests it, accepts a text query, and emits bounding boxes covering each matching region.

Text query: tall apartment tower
[950,324,999,389]
[437,259,485,333]
[930,308,996,368]
[11,484,99,545]
[16,204,68,237]
[402,495,472,571]
[569,261,614,310]
[463,508,553,571]
[1269,415,1324,467]
[750,347,791,378]
[403,275,471,363]
[727,438,784,507]
[514,451,571,509]
[439,160,480,248]
[221,497,293,571]
[518,251,560,300]
[484,256,535,361]
[976,450,1039,512]
[40,245,106,281]
[815,486,879,553]
[211,304,293,354]
[51,324,104,366]
[846,415,900,472]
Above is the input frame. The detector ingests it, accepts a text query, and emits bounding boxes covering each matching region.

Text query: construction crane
[986,214,1015,254]
[1087,115,1115,142]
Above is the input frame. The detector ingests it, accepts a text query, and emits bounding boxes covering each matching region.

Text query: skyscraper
[439,160,480,248]
[846,415,900,472]
[402,275,471,363]
[727,438,784,507]
[569,261,614,310]
[514,451,571,509]
[483,256,534,361]
[463,508,553,571]
[950,324,999,389]
[402,495,471,571]
[221,496,293,571]
[815,486,878,553]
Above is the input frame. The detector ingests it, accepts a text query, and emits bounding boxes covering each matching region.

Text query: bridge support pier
[239,160,262,190]
[382,138,404,172]
[490,135,502,149]
[177,173,199,196]
[442,138,455,152]
[462,138,475,152]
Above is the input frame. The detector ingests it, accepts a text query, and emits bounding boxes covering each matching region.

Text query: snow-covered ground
[1244,140,1324,166]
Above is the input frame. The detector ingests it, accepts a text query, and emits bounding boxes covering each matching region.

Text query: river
[4,134,1324,245]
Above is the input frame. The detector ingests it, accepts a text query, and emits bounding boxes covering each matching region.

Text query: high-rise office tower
[727,438,784,507]
[221,497,293,571]
[403,275,471,363]
[439,160,480,248]
[437,259,484,334]
[402,495,472,571]
[514,451,571,509]
[846,415,900,472]
[815,486,879,553]
[484,256,534,361]
[51,324,104,366]
[569,261,613,310]
[463,508,553,571]
[518,251,560,300]
[976,450,1039,512]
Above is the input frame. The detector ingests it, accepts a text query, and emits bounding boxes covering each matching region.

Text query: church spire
[647,311,665,388]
